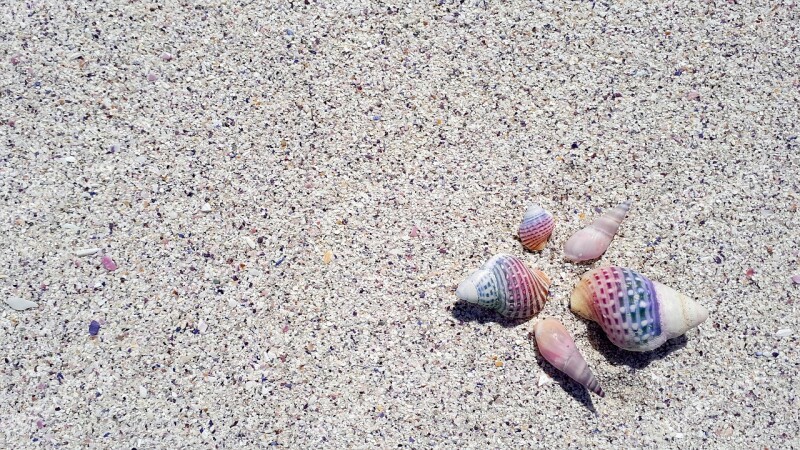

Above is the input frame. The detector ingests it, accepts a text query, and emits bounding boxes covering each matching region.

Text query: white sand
[1,0,798,447]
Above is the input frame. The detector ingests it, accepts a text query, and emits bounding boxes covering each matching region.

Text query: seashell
[456,254,550,319]
[534,318,605,397]
[518,204,555,251]
[570,266,708,351]
[101,255,118,271]
[4,296,38,311]
[89,320,101,336]
[563,201,631,262]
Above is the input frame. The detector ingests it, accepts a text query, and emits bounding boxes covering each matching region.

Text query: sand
[1,0,798,447]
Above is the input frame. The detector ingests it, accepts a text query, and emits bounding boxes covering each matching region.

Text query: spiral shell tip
[455,278,479,304]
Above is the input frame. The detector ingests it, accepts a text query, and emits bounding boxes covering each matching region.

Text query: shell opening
[569,281,596,321]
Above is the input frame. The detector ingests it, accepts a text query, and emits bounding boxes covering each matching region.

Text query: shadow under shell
[450,300,534,328]
[584,321,689,370]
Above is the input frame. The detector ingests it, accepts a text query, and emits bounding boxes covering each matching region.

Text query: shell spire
[518,204,555,251]
[456,254,550,319]
[563,200,631,262]
[570,266,708,352]
[534,318,605,397]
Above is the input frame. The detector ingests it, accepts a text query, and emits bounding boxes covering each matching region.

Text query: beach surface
[1,0,798,447]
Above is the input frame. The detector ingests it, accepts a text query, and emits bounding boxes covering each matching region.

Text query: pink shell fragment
[792,275,800,284]
[101,255,118,271]
[409,226,419,238]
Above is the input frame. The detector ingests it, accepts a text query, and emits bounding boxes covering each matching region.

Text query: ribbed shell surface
[579,267,662,350]
[519,206,555,251]
[482,254,548,318]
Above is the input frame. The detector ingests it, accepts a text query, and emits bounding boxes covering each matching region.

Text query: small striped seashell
[518,204,555,251]
[456,254,550,319]
[563,200,631,262]
[534,318,604,397]
[570,267,708,352]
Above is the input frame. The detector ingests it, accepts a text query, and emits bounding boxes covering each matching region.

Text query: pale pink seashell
[791,274,800,284]
[563,200,631,262]
[409,226,419,238]
[147,72,159,82]
[534,318,604,397]
[518,204,555,251]
[101,255,118,271]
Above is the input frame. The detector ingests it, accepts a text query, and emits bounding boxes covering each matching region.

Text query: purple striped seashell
[534,318,604,397]
[456,254,550,319]
[570,267,708,351]
[518,204,555,251]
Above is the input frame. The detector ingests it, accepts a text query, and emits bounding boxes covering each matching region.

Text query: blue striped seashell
[456,254,550,319]
[570,266,708,351]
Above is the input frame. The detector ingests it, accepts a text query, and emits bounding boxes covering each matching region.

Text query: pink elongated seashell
[518,204,555,251]
[563,200,631,262]
[101,255,118,271]
[456,254,550,319]
[534,318,605,397]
